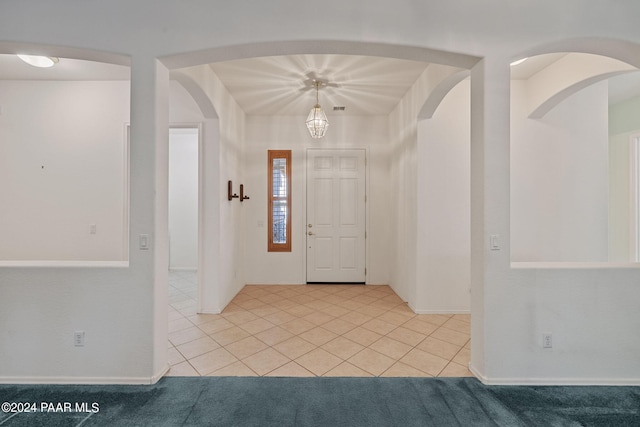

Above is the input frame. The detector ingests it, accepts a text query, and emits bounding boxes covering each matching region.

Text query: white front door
[306,149,366,283]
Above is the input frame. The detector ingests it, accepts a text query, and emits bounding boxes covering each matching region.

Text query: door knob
[308,224,313,228]
[308,231,315,236]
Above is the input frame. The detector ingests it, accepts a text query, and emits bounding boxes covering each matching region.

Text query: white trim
[511,262,640,269]
[408,302,471,314]
[469,364,640,386]
[0,364,170,385]
[630,134,640,262]
[0,260,129,268]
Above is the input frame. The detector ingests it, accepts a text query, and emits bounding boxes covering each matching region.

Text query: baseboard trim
[407,302,470,315]
[0,365,171,386]
[469,364,640,386]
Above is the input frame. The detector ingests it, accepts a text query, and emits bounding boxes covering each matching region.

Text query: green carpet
[0,377,638,426]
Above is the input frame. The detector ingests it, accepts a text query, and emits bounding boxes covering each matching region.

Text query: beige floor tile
[390,304,416,316]
[320,318,357,335]
[283,304,316,317]
[342,327,383,347]
[368,336,412,360]
[176,336,221,360]
[348,348,395,376]
[190,348,238,375]
[386,327,427,347]
[438,361,474,377]
[360,318,398,335]
[415,314,451,326]
[430,327,470,346]
[239,318,277,335]
[166,361,199,376]
[169,326,207,346]
[336,300,365,311]
[402,318,439,336]
[165,274,473,380]
[380,362,431,377]
[400,348,449,376]
[416,337,462,360]
[302,311,335,326]
[288,294,317,304]
[208,361,258,377]
[168,317,195,333]
[355,305,387,317]
[442,318,471,334]
[452,347,471,366]
[235,299,268,310]
[340,311,373,326]
[242,348,290,376]
[279,318,316,335]
[299,327,338,346]
[350,295,379,305]
[452,314,471,323]
[263,310,298,325]
[266,361,315,377]
[304,300,332,311]
[272,336,317,359]
[221,310,260,326]
[321,336,365,360]
[319,304,351,317]
[225,336,269,360]
[324,362,374,377]
[250,305,281,317]
[254,326,294,346]
[208,326,251,346]
[197,318,235,335]
[377,310,413,327]
[168,347,186,365]
[257,294,285,304]
[295,348,343,376]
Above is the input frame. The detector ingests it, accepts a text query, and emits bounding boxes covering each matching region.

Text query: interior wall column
[469,55,511,381]
[129,55,170,381]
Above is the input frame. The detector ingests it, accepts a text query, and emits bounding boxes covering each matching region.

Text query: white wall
[416,79,471,313]
[2,0,640,385]
[0,80,130,261]
[511,80,610,262]
[168,128,199,270]
[389,64,470,310]
[243,114,391,285]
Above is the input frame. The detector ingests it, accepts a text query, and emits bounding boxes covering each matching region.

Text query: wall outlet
[89,224,97,234]
[74,331,85,347]
[542,333,552,348]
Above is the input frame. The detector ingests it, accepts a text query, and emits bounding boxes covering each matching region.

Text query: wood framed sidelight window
[268,150,292,252]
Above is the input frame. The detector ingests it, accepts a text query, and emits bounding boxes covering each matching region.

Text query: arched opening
[0,46,131,266]
[509,44,640,265]
[160,42,480,377]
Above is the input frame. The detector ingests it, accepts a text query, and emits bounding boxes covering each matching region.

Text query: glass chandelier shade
[305,81,329,139]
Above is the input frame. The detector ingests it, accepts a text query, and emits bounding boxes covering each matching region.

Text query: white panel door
[307,149,366,283]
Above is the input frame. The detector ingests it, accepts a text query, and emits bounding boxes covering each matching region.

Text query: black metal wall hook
[227,180,239,201]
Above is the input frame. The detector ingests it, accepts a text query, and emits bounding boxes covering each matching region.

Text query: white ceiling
[1,52,639,112]
[207,54,430,116]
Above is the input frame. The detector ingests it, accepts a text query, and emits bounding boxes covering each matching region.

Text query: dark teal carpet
[1,377,638,426]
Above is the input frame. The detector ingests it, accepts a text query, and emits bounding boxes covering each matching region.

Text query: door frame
[304,147,369,284]
[169,123,204,311]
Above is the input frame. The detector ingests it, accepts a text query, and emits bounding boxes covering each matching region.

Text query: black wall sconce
[227,180,239,201]
[240,184,250,202]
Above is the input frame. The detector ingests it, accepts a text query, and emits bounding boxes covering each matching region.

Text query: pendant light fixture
[305,80,329,139]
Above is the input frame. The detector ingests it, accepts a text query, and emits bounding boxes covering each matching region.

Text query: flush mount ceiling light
[17,54,59,68]
[305,80,329,139]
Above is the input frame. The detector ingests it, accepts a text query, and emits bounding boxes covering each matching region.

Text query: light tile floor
[166,271,473,378]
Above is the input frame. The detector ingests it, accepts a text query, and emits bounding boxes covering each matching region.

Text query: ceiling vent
[333,106,346,111]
